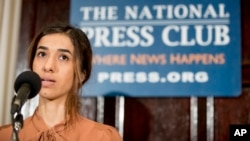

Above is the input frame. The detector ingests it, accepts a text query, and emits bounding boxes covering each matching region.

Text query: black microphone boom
[11,71,41,115]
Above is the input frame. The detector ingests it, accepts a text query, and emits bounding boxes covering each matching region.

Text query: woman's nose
[43,57,55,72]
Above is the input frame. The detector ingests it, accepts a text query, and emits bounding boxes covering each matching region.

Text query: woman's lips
[41,78,56,87]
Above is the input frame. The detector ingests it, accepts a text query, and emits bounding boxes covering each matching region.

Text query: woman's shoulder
[0,124,12,130]
[76,115,122,140]
[77,115,117,132]
[0,124,12,133]
[0,124,13,140]
[0,115,34,140]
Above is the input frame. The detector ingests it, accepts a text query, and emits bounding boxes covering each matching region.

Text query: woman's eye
[37,52,46,57]
[59,55,69,61]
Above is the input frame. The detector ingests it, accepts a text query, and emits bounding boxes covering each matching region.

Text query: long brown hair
[28,23,92,124]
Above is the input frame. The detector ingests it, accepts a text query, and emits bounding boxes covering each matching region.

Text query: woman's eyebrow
[37,46,72,55]
[58,48,73,55]
[37,46,48,50]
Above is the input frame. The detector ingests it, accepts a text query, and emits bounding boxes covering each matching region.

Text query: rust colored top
[0,110,122,141]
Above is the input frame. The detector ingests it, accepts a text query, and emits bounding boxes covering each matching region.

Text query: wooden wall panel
[17,0,37,73]
[214,0,250,141]
[214,89,250,141]
[124,98,190,141]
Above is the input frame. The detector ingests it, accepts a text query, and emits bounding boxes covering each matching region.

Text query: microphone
[11,71,41,115]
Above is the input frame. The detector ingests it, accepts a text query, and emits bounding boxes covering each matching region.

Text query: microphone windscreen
[14,71,41,99]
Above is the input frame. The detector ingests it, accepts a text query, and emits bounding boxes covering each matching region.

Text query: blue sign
[70,0,241,97]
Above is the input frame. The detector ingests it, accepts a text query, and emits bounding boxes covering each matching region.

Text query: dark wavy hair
[28,23,92,124]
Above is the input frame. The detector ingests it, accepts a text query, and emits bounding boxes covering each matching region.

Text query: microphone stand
[11,113,23,141]
[11,96,24,141]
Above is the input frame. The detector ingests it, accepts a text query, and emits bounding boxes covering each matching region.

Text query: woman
[0,23,122,141]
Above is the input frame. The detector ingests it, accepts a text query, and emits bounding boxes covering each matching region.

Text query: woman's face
[32,33,75,100]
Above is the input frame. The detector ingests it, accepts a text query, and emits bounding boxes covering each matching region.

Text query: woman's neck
[38,97,66,128]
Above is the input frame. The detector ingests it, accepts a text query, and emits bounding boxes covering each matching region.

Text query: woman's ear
[80,72,85,83]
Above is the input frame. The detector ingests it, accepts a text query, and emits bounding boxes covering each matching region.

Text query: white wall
[0,0,22,125]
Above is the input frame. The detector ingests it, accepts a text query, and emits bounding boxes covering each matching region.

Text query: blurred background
[0,0,250,141]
